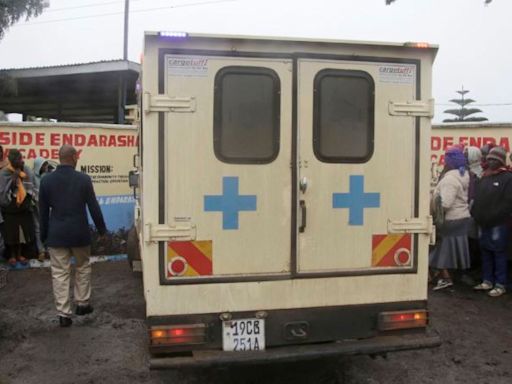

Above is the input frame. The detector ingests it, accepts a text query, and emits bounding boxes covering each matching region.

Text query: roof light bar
[159,31,188,39]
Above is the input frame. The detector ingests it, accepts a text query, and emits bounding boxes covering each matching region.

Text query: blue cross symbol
[204,177,257,230]
[332,175,380,226]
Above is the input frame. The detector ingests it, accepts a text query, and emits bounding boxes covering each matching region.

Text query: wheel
[126,226,141,271]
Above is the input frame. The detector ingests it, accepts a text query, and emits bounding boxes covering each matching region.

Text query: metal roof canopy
[0,60,140,123]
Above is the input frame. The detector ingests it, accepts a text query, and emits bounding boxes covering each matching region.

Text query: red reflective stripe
[169,242,212,275]
[372,234,387,249]
[373,234,411,266]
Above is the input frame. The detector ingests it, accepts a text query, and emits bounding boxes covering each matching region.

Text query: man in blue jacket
[40,144,107,327]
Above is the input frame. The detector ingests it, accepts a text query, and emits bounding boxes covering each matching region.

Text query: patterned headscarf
[466,146,483,178]
[444,146,466,176]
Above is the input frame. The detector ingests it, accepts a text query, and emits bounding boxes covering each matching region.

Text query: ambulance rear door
[296,57,420,275]
[159,53,293,283]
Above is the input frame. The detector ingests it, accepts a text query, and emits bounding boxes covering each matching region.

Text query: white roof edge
[433,122,512,129]
[0,122,136,130]
[144,31,439,50]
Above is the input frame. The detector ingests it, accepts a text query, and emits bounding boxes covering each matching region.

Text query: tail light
[378,310,428,331]
[150,324,207,346]
[404,42,431,49]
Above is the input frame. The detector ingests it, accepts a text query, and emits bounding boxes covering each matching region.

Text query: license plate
[222,318,265,351]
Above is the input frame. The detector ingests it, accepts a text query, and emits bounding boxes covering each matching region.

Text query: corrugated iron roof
[0,59,139,123]
[0,59,140,72]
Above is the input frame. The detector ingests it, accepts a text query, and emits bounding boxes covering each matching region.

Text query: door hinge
[387,216,435,245]
[144,222,196,243]
[388,99,434,117]
[143,92,196,114]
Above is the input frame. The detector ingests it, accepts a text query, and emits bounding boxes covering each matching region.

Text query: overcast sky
[0,0,511,123]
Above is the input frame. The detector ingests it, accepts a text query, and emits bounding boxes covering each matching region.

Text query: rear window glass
[214,67,280,164]
[313,70,374,163]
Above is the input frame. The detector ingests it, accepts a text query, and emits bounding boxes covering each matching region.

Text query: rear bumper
[150,330,441,369]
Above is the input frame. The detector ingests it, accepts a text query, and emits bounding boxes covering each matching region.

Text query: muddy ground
[0,261,511,384]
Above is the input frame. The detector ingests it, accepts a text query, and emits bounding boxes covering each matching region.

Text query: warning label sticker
[378,64,416,84]
[167,55,208,77]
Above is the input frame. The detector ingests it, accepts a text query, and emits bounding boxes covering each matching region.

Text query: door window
[313,69,374,163]
[214,66,280,164]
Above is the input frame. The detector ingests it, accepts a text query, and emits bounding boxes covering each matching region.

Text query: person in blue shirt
[39,144,107,327]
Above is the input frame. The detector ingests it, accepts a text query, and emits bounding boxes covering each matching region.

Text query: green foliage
[0,0,48,39]
[443,87,488,123]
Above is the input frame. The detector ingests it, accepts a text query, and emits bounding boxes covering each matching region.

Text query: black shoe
[59,316,73,327]
[75,305,94,316]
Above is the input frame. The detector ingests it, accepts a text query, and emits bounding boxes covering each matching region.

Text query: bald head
[59,145,78,167]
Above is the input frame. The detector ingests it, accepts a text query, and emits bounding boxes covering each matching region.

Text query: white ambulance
[131,32,440,368]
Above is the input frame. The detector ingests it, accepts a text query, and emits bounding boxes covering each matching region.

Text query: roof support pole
[123,0,130,60]
[117,72,126,124]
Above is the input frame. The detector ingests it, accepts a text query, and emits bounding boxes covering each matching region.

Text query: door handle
[299,200,307,233]
[299,176,308,193]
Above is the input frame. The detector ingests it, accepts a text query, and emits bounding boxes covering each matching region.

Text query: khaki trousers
[49,246,91,317]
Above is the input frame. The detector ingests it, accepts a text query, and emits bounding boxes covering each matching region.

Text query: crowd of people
[0,145,55,266]
[430,143,512,297]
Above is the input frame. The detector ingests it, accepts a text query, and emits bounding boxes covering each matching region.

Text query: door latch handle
[299,176,308,193]
[299,200,307,233]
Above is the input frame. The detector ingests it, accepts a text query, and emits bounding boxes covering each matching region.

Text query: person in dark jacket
[471,146,512,297]
[39,145,107,327]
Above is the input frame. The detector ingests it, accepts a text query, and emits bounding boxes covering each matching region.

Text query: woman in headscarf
[429,146,472,290]
[0,149,35,266]
[480,143,496,172]
[466,146,483,179]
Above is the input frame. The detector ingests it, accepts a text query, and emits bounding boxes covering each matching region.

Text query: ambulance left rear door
[159,53,293,283]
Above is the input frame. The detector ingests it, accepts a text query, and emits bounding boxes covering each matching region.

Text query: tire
[127,226,141,270]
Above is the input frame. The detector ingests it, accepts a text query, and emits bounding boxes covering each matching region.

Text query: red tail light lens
[150,324,207,346]
[378,310,428,331]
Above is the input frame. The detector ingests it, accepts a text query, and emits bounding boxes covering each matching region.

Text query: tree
[443,87,488,123]
[0,0,48,40]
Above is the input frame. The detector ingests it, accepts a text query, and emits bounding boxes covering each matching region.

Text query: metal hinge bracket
[388,99,434,117]
[143,92,196,114]
[387,216,435,245]
[144,222,196,243]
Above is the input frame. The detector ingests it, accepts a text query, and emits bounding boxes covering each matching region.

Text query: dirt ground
[1,261,511,384]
